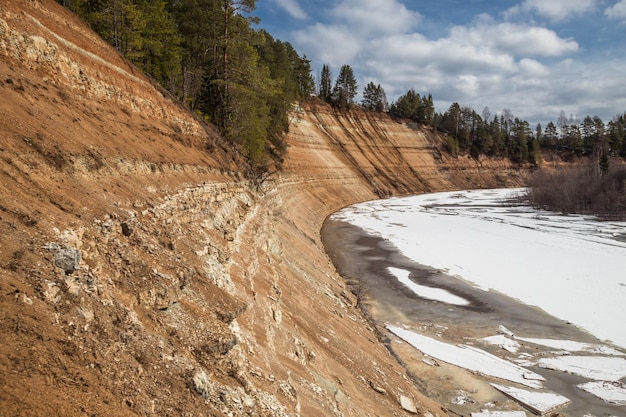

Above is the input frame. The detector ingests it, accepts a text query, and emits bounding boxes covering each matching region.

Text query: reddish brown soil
[0,1,526,415]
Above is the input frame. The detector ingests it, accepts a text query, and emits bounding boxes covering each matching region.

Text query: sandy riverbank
[321,219,625,416]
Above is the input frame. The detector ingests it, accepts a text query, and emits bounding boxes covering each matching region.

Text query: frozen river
[325,188,626,415]
[330,188,626,349]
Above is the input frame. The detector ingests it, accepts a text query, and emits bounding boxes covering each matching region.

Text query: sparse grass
[526,164,626,220]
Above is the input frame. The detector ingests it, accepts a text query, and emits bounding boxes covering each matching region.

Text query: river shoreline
[321,218,625,416]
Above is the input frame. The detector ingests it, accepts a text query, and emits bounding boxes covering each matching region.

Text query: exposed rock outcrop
[0,1,525,416]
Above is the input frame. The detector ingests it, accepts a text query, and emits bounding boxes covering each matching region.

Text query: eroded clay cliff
[0,1,524,415]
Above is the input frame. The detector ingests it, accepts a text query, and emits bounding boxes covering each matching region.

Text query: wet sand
[321,219,625,416]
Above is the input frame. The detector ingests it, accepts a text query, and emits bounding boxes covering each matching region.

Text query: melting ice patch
[517,337,625,356]
[490,384,570,415]
[332,188,626,349]
[481,335,521,353]
[387,267,469,306]
[387,325,545,389]
[577,381,626,405]
[538,356,626,381]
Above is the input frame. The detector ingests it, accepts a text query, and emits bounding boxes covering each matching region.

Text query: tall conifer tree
[319,64,332,102]
[332,64,357,109]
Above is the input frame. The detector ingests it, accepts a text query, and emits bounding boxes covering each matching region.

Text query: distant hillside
[1,1,524,416]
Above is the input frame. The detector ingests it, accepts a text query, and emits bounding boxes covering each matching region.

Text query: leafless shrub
[526,165,626,220]
[348,278,371,311]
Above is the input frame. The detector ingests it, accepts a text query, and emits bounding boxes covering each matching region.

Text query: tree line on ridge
[56,0,626,172]
[319,63,626,170]
[57,0,315,169]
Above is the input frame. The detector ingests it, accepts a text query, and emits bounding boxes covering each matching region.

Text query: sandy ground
[321,219,625,417]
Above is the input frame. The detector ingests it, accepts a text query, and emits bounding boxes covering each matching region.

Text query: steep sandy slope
[1,1,524,415]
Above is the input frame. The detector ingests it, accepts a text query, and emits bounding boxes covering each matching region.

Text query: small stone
[43,242,60,251]
[121,221,134,237]
[400,395,417,414]
[43,281,61,303]
[54,247,81,275]
[272,307,282,323]
[76,307,94,322]
[19,293,33,305]
[64,277,82,296]
[369,380,387,395]
[192,369,210,398]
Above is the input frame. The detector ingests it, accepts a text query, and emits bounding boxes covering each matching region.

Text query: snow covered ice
[331,188,626,349]
[538,356,626,381]
[577,381,626,405]
[388,325,545,389]
[387,266,470,306]
[490,383,571,414]
[331,188,626,414]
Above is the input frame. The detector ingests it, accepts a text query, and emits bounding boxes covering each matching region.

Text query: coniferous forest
[57,0,316,168]
[57,0,626,174]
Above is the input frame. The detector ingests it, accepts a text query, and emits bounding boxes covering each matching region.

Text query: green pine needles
[59,0,315,168]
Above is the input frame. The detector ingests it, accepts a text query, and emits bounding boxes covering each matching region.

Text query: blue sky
[254,0,626,126]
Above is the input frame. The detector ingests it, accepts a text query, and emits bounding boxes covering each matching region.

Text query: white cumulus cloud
[518,58,549,76]
[272,0,308,20]
[449,20,579,57]
[286,1,624,126]
[605,0,626,21]
[293,24,361,68]
[331,0,421,36]
[506,0,597,22]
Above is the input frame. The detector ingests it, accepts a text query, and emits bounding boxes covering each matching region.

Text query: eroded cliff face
[0,1,524,416]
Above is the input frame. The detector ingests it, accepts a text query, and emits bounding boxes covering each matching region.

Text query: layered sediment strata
[0,1,524,415]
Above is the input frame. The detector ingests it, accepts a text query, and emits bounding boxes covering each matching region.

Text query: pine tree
[201,12,281,165]
[319,64,332,102]
[543,121,558,148]
[600,151,610,175]
[607,114,625,158]
[390,89,420,119]
[169,0,221,108]
[294,54,315,98]
[362,82,378,110]
[134,0,182,92]
[256,31,313,159]
[422,93,435,125]
[510,118,530,163]
[331,64,357,109]
[375,84,388,112]
[362,82,388,112]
